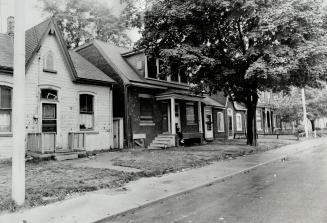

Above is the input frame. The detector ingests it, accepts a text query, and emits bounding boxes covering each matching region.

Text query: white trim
[144,55,148,78]
[236,113,242,131]
[217,111,225,132]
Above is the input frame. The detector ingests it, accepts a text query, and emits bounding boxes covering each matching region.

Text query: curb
[94,152,295,223]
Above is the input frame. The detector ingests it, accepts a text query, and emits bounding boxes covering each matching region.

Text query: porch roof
[155,89,204,101]
[202,96,225,108]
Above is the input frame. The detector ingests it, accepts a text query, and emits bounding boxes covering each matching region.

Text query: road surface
[101,143,327,223]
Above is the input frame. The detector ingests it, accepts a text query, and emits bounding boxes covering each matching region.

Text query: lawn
[0,137,298,214]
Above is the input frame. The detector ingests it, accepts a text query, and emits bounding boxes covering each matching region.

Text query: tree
[136,0,327,145]
[275,86,327,131]
[39,0,132,48]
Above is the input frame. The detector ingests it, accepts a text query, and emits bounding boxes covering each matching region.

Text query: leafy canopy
[39,0,132,48]
[137,0,327,144]
[138,0,327,101]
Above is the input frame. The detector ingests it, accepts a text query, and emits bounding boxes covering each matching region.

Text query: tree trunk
[310,119,315,132]
[245,93,258,146]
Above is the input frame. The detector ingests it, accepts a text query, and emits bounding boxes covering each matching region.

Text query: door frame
[204,106,213,140]
[175,102,181,132]
[227,108,234,139]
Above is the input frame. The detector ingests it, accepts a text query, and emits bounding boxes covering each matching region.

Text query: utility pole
[12,0,25,205]
[301,88,309,138]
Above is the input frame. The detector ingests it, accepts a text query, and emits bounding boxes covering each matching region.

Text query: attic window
[43,50,57,73]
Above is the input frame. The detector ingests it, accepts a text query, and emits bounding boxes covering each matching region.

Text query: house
[256,91,281,134]
[75,40,229,148]
[208,93,247,139]
[0,17,115,159]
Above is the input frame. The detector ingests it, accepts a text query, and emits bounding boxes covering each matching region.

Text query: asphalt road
[102,143,327,223]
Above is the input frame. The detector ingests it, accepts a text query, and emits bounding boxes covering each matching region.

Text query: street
[102,143,327,223]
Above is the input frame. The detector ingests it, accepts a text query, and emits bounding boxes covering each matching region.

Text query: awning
[202,96,225,108]
[156,90,204,101]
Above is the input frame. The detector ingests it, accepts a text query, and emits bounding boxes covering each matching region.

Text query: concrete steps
[148,134,176,150]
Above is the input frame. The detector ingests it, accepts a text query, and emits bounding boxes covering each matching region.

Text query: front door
[162,103,169,133]
[175,103,181,133]
[227,108,234,139]
[204,107,213,140]
[113,119,120,148]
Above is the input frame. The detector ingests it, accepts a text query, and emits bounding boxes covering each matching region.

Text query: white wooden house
[0,17,115,159]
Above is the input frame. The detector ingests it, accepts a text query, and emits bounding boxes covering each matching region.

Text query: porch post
[198,101,203,133]
[171,97,176,134]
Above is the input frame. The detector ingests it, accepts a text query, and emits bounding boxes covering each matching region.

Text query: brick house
[0,18,115,159]
[75,40,231,148]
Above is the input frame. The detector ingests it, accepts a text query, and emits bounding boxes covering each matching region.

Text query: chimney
[7,16,14,38]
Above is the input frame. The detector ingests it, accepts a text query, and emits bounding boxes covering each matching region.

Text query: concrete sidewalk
[1,138,326,223]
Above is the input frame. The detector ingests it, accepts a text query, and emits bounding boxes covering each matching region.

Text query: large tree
[136,0,327,145]
[40,0,132,48]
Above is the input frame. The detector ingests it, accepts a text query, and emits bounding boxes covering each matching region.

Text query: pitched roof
[92,40,143,83]
[75,40,190,90]
[0,17,114,85]
[25,19,51,66]
[208,92,228,107]
[0,34,14,69]
[69,51,114,83]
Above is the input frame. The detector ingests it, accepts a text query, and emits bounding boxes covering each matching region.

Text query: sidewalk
[1,138,326,223]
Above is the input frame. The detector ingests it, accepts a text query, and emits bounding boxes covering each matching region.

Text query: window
[42,103,57,132]
[0,86,12,132]
[140,97,153,123]
[186,102,196,125]
[217,112,224,132]
[236,113,242,131]
[79,94,94,130]
[170,62,179,82]
[147,57,157,79]
[41,89,58,100]
[256,110,262,130]
[43,50,56,72]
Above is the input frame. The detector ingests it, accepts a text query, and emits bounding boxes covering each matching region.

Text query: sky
[0,0,141,42]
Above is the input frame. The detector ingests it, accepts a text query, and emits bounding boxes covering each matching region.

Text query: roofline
[121,48,144,57]
[74,78,115,87]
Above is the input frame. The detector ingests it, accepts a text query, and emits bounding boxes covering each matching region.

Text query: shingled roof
[0,17,114,85]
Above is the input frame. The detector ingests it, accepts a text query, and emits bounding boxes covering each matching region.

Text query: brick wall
[128,87,163,146]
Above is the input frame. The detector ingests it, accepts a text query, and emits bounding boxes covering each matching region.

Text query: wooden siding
[0,33,113,158]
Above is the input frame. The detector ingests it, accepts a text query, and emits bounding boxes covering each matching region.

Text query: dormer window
[43,50,57,73]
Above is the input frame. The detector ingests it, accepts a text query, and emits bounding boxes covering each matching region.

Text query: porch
[26,132,87,160]
[149,91,206,149]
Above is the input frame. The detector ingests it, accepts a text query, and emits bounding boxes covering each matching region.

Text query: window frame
[139,95,155,126]
[79,94,95,131]
[236,113,243,131]
[0,86,12,133]
[217,111,225,132]
[186,102,196,125]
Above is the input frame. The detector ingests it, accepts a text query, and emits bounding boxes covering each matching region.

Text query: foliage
[274,86,327,129]
[39,0,132,48]
[137,0,327,145]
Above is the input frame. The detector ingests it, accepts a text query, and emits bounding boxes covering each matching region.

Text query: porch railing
[27,132,56,154]
[68,132,86,150]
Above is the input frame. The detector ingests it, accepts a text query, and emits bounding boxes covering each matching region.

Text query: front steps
[148,134,176,150]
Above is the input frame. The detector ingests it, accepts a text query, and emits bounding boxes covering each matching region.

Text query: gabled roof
[0,34,14,71]
[69,51,114,83]
[25,19,52,67]
[0,17,114,85]
[75,40,190,90]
